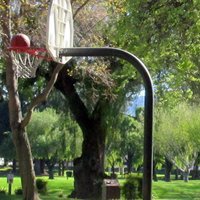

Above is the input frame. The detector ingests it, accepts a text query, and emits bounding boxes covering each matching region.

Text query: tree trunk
[192,165,199,180]
[58,160,62,176]
[40,159,45,174]
[153,160,158,182]
[72,123,106,199]
[183,172,189,182]
[45,159,56,179]
[127,152,134,173]
[111,164,115,176]
[61,160,65,176]
[13,129,39,200]
[175,168,180,180]
[4,25,39,200]
[55,68,107,199]
[12,159,17,174]
[48,168,54,179]
[164,158,173,182]
[183,168,190,182]
[34,159,41,176]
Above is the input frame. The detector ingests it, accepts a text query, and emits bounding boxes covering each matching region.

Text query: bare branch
[73,0,91,19]
[21,63,64,128]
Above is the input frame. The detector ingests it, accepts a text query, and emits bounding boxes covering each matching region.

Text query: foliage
[0,188,6,194]
[27,108,61,159]
[154,103,200,180]
[0,101,10,137]
[106,0,200,106]
[121,174,142,200]
[14,188,23,195]
[0,131,16,160]
[27,108,82,161]
[119,114,143,170]
[36,178,47,194]
[105,111,144,176]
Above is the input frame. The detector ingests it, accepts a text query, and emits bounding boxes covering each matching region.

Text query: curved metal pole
[59,47,154,200]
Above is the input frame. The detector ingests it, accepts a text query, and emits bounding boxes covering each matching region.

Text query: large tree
[1,0,147,199]
[106,0,200,106]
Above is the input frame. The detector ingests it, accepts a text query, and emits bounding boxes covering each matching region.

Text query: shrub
[58,192,63,198]
[15,188,23,195]
[122,174,143,199]
[0,188,6,194]
[36,178,47,193]
[66,170,73,178]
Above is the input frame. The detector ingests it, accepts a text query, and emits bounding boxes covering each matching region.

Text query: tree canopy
[154,103,200,181]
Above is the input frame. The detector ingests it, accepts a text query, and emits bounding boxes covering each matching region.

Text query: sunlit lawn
[1,176,200,199]
[0,176,74,200]
[153,180,200,199]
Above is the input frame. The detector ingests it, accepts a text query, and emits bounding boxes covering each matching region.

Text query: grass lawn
[1,176,200,199]
[0,176,74,200]
[153,180,200,199]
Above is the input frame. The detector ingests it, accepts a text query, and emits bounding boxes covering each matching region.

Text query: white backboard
[46,0,73,64]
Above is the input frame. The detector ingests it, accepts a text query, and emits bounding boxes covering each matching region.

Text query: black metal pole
[59,47,154,200]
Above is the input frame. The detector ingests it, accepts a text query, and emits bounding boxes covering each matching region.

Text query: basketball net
[11,50,44,78]
[9,33,52,78]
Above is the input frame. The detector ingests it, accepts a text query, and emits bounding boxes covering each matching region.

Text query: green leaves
[106,0,200,106]
[27,108,82,160]
[154,103,200,173]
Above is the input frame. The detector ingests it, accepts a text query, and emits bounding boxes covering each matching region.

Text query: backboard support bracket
[60,47,154,200]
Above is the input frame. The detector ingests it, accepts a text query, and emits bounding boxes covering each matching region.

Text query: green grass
[152,180,200,199]
[1,176,200,199]
[0,176,74,200]
[40,177,74,200]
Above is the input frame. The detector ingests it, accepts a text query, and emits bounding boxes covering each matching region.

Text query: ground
[0,174,200,199]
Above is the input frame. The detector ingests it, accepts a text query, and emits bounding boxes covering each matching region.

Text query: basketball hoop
[8,33,52,78]
[46,0,74,64]
[8,0,74,78]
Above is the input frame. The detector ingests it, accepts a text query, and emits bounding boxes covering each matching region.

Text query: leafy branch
[21,63,64,128]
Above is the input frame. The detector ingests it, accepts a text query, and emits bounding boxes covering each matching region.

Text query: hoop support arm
[59,47,154,200]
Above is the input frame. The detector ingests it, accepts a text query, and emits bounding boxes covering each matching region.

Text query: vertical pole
[59,47,154,200]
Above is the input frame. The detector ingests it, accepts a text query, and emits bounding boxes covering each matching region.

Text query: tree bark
[40,159,45,174]
[3,22,39,200]
[13,128,39,200]
[12,159,17,174]
[182,172,189,182]
[175,168,180,180]
[192,165,199,180]
[34,159,42,176]
[164,157,173,182]
[127,152,134,174]
[55,68,107,199]
[61,160,65,176]
[58,160,62,176]
[5,55,39,199]
[45,159,56,179]
[153,160,158,182]
[73,123,106,199]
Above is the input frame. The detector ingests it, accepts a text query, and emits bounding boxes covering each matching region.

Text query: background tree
[27,108,82,179]
[154,103,200,182]
[28,108,61,179]
[106,0,200,106]
[0,131,16,171]
[118,114,143,174]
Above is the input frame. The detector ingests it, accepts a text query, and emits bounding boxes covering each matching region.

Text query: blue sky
[126,91,145,116]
